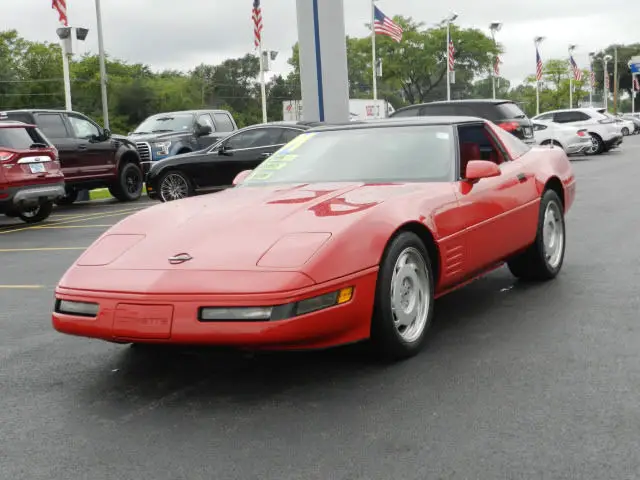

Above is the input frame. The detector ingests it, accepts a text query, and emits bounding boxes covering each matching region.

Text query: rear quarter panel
[524,146,576,213]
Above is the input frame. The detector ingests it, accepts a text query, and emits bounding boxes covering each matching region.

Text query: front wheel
[622,127,630,136]
[158,170,194,202]
[370,231,435,360]
[507,189,565,281]
[18,201,54,224]
[108,162,144,202]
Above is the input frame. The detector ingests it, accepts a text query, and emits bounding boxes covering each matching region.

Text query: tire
[54,188,78,206]
[507,189,565,282]
[541,140,563,150]
[157,170,194,202]
[18,201,54,224]
[585,133,604,155]
[370,231,435,360]
[108,162,144,202]
[622,127,629,136]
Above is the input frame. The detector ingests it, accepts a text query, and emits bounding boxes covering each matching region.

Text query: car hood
[73,182,434,272]
[127,131,193,143]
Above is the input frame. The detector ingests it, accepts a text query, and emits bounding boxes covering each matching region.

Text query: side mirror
[232,169,252,186]
[102,128,111,139]
[465,160,501,182]
[196,124,212,137]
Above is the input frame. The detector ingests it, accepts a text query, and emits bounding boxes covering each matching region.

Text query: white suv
[532,108,622,155]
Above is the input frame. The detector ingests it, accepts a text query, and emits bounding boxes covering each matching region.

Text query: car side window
[225,128,282,150]
[67,115,100,139]
[36,113,69,138]
[197,113,215,131]
[535,113,554,121]
[213,113,235,132]
[554,112,581,123]
[533,123,547,131]
[279,128,303,144]
[576,112,592,121]
[490,124,532,160]
[390,106,420,118]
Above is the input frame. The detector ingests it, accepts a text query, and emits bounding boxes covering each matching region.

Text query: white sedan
[532,120,593,155]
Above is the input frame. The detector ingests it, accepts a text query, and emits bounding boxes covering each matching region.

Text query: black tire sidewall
[371,231,435,359]
[18,201,53,223]
[116,163,143,201]
[534,190,566,277]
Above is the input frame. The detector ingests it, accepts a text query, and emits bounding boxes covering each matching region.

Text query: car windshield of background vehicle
[132,114,194,134]
[242,125,455,185]
[0,127,42,150]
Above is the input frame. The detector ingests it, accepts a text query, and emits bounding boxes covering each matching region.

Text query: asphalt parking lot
[2,139,640,480]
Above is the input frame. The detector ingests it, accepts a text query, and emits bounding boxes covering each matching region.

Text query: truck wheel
[108,162,143,202]
[18,201,54,224]
[55,189,78,206]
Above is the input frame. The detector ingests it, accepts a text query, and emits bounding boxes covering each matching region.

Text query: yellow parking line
[0,207,145,234]
[0,285,44,289]
[0,247,86,252]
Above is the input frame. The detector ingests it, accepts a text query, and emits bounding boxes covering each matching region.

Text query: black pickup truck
[1,109,144,205]
[127,109,238,172]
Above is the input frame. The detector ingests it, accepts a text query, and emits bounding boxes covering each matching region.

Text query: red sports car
[52,117,576,360]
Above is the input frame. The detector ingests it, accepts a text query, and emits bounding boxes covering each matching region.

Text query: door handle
[77,144,88,150]
[516,173,527,182]
[260,152,272,159]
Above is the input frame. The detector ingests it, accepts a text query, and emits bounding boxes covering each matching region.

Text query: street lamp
[56,26,89,111]
[603,54,613,109]
[534,36,545,116]
[443,12,458,101]
[568,44,577,108]
[489,22,502,99]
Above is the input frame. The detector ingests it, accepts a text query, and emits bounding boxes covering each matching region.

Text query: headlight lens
[55,299,100,317]
[153,141,171,156]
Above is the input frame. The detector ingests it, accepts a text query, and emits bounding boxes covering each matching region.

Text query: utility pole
[613,46,619,114]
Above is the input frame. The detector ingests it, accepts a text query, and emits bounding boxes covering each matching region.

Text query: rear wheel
[622,127,630,136]
[370,231,435,360]
[158,170,194,202]
[585,133,604,155]
[507,189,565,281]
[18,201,54,224]
[108,162,143,202]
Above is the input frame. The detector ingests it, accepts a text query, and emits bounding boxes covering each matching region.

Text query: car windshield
[133,113,194,134]
[0,126,43,150]
[242,125,455,185]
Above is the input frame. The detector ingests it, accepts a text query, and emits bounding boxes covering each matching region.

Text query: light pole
[568,44,577,109]
[95,0,109,129]
[56,26,89,111]
[588,51,595,107]
[489,22,502,100]
[534,36,545,116]
[603,54,612,110]
[443,12,458,101]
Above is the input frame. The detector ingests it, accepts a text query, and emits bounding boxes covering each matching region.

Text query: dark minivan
[390,99,535,144]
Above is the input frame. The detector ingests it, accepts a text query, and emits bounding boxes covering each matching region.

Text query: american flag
[252,0,263,49]
[448,40,455,71]
[535,47,543,81]
[604,73,610,90]
[373,6,403,43]
[494,55,501,76]
[52,0,68,26]
[634,76,639,91]
[569,56,582,81]
[590,69,596,87]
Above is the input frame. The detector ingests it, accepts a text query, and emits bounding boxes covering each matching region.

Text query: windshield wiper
[151,129,174,133]
[131,131,149,135]
[513,114,526,119]
[29,143,48,149]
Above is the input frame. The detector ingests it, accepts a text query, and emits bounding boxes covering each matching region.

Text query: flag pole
[95,0,109,129]
[259,43,267,123]
[371,0,377,103]
[446,23,451,101]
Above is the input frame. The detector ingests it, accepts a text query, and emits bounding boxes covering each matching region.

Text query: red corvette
[52,117,576,360]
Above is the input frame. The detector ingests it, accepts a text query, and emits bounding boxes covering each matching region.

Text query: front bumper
[0,182,65,209]
[52,268,378,350]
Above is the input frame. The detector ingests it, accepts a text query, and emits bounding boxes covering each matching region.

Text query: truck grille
[135,142,151,162]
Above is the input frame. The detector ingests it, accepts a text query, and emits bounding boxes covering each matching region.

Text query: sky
[3,0,638,87]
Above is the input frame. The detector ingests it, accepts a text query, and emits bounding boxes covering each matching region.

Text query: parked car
[1,109,144,205]
[0,118,65,223]
[146,121,322,202]
[532,120,592,155]
[128,109,238,172]
[52,116,575,361]
[531,108,622,155]
[389,99,536,144]
[620,113,640,133]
